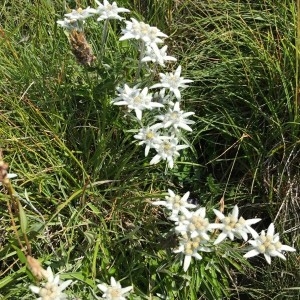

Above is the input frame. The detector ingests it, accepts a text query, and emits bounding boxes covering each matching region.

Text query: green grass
[0,0,299,299]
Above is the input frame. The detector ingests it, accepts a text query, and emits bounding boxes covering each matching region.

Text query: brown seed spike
[0,159,9,184]
[69,30,96,66]
[26,256,49,281]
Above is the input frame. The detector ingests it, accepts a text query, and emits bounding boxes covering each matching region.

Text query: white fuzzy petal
[213,209,225,220]
[29,285,40,294]
[97,283,108,292]
[264,253,272,264]
[280,245,296,252]
[244,249,260,258]
[59,280,72,292]
[232,205,239,219]
[267,223,275,236]
[183,255,192,272]
[214,232,227,245]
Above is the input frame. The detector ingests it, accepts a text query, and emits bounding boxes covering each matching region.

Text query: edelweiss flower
[92,0,130,21]
[154,101,195,132]
[120,18,167,46]
[29,267,72,300]
[64,7,94,21]
[152,189,196,219]
[150,65,193,100]
[175,207,214,241]
[243,223,296,264]
[173,235,212,272]
[150,137,189,169]
[212,205,261,245]
[141,45,177,67]
[97,276,133,300]
[133,126,168,156]
[113,84,163,120]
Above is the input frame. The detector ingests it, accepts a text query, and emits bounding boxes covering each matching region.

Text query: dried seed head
[27,256,49,280]
[0,159,9,184]
[69,30,96,66]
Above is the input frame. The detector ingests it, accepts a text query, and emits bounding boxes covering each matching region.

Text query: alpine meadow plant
[151,190,296,272]
[0,0,298,299]
[57,0,194,170]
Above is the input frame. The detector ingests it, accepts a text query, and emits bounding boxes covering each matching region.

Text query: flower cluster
[53,1,296,298]
[57,1,130,65]
[152,190,295,271]
[57,1,130,31]
[57,1,194,169]
[243,223,296,264]
[114,22,194,169]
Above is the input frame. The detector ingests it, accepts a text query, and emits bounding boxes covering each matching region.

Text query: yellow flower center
[107,287,122,299]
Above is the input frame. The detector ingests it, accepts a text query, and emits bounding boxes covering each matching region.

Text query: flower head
[173,235,212,272]
[120,18,167,46]
[152,189,196,219]
[212,205,261,245]
[154,101,195,132]
[243,223,296,264]
[150,137,189,169]
[29,267,72,300]
[141,45,177,67]
[175,207,214,241]
[97,276,133,300]
[64,7,94,21]
[133,126,168,156]
[150,65,193,100]
[93,0,130,21]
[113,84,163,120]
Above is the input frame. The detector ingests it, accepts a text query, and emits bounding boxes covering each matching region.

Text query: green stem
[100,19,109,61]
[135,41,146,82]
[6,181,31,255]
[296,0,300,118]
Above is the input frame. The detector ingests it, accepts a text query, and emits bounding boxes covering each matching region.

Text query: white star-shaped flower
[175,207,215,241]
[243,223,296,264]
[212,205,261,245]
[93,0,130,21]
[141,45,176,67]
[120,18,167,46]
[150,137,189,169]
[64,7,94,21]
[152,189,196,219]
[29,267,72,300]
[154,101,195,132]
[97,276,133,300]
[133,126,168,156]
[173,235,212,272]
[113,84,163,120]
[150,65,193,100]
